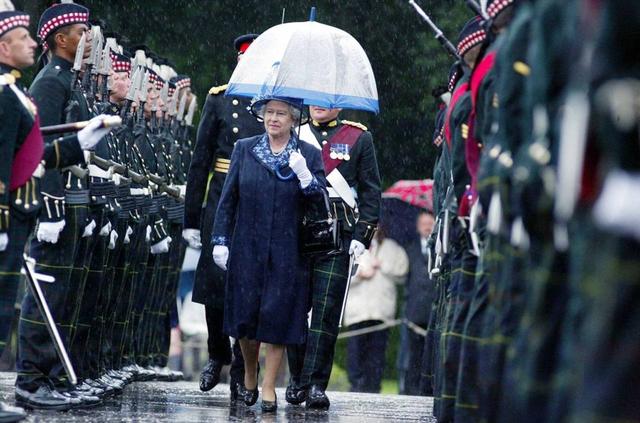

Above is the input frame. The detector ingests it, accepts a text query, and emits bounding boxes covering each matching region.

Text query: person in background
[343,226,409,393]
[400,210,435,395]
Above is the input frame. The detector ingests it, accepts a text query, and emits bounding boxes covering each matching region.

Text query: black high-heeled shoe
[261,393,277,413]
[243,385,259,406]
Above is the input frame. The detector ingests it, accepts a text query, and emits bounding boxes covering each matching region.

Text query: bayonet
[71,32,86,90]
[160,82,168,111]
[90,29,103,76]
[185,95,197,126]
[176,91,188,122]
[98,44,112,103]
[464,0,489,20]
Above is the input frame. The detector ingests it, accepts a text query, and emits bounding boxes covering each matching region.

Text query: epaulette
[0,73,16,86]
[209,84,228,95]
[341,120,367,131]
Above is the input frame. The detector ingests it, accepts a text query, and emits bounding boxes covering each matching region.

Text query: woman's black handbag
[300,190,342,256]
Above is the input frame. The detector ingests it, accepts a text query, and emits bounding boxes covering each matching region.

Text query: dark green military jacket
[304,118,382,248]
[449,74,473,210]
[483,2,535,223]
[29,55,91,221]
[474,36,506,210]
[511,0,577,234]
[0,63,84,231]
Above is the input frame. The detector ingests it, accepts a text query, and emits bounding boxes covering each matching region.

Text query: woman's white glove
[82,219,96,238]
[289,151,313,188]
[123,226,133,244]
[349,239,366,259]
[108,230,118,250]
[150,236,172,254]
[145,225,152,242]
[77,115,111,150]
[0,233,8,252]
[182,229,202,249]
[36,220,66,244]
[212,245,229,271]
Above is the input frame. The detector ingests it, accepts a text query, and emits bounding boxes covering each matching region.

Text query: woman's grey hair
[257,100,301,124]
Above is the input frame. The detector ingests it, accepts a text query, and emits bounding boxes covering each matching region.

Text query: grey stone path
[0,372,436,422]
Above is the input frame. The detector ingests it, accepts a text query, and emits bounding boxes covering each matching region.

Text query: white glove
[145,225,152,242]
[0,233,8,252]
[82,219,96,238]
[123,226,133,244]
[77,114,112,150]
[99,221,112,236]
[150,236,171,254]
[182,229,202,249]
[36,220,66,244]
[593,170,640,241]
[212,245,229,271]
[108,229,118,250]
[349,240,366,259]
[289,150,313,188]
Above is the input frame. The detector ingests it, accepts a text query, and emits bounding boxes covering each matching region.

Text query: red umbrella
[382,179,434,211]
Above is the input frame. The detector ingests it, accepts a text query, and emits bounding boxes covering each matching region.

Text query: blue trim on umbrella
[226,83,380,114]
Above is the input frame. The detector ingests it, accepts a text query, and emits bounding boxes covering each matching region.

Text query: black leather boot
[305,385,330,410]
[199,359,223,392]
[14,386,73,411]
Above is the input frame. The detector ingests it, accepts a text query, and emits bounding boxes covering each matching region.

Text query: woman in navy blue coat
[211,97,326,411]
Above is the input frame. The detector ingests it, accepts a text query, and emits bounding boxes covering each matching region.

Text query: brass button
[232,127,239,134]
[232,99,239,106]
[322,131,327,136]
[232,112,238,119]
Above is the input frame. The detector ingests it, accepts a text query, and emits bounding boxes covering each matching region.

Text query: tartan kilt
[103,216,133,369]
[425,259,450,399]
[68,206,105,378]
[568,231,640,422]
[0,214,36,355]
[419,268,446,396]
[498,237,570,423]
[485,242,526,421]
[17,204,88,390]
[436,223,477,421]
[299,249,350,389]
[545,213,595,422]
[123,216,151,365]
[455,230,497,423]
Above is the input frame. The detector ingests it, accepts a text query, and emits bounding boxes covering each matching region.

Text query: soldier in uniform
[431,16,486,421]
[453,4,518,422]
[183,33,263,400]
[0,3,110,411]
[14,2,105,409]
[286,106,382,409]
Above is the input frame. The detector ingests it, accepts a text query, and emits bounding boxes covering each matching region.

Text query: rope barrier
[337,318,427,339]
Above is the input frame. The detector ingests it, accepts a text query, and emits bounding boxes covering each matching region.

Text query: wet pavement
[0,372,436,422]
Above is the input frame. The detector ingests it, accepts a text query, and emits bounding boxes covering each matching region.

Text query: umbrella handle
[275,163,297,181]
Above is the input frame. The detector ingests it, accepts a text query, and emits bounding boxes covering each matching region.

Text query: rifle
[40,115,123,135]
[407,0,461,60]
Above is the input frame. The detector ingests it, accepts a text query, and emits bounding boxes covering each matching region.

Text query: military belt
[166,203,184,222]
[214,157,231,174]
[64,189,90,205]
[90,180,116,197]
